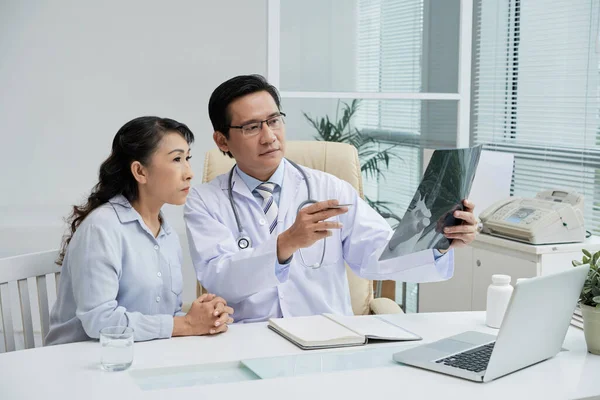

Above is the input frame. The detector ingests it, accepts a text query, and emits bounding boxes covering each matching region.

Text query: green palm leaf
[574,249,600,307]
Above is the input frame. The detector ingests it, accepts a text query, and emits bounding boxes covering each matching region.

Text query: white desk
[1,312,598,400]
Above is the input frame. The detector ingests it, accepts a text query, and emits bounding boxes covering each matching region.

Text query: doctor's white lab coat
[184,159,453,323]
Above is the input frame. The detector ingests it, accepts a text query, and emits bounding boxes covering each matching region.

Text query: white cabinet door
[418,247,473,312]
[471,248,537,311]
[539,252,583,276]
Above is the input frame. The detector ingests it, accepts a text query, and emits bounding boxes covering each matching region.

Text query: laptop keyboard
[435,342,495,373]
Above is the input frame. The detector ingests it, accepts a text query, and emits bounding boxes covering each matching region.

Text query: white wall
[0,0,267,305]
[279,0,357,93]
[279,0,357,139]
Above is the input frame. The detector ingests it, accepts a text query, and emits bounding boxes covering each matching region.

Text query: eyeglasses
[228,113,286,137]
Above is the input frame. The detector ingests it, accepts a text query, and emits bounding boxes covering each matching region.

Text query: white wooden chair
[0,249,60,352]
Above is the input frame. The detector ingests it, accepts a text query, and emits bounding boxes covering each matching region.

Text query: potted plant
[572,249,600,355]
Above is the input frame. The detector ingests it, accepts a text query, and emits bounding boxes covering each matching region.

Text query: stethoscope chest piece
[237,236,251,250]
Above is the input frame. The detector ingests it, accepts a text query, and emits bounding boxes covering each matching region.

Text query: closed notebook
[267,313,421,350]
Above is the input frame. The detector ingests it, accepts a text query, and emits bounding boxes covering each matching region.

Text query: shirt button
[259,219,266,226]
[157,272,162,278]
[156,296,161,302]
[154,245,159,250]
[279,293,284,299]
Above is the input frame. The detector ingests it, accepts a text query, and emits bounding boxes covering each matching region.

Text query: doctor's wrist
[276,231,297,263]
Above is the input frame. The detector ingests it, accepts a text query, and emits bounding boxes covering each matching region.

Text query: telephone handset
[479,190,585,245]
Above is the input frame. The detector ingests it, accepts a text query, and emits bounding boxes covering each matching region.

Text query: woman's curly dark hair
[57,116,194,265]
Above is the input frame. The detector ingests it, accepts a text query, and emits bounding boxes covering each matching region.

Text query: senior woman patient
[46,116,233,345]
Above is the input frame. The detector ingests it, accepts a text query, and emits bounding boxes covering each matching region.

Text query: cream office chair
[199,141,402,315]
[0,249,60,352]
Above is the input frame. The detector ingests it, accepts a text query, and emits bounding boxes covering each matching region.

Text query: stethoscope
[228,159,327,269]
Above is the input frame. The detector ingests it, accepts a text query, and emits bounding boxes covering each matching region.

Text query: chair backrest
[0,250,60,352]
[201,141,373,315]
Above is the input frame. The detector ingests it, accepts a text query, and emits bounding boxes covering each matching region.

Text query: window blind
[473,0,600,233]
[356,0,424,133]
[356,0,425,220]
[356,0,426,313]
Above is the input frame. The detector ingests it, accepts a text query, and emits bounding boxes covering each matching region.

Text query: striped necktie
[255,182,278,235]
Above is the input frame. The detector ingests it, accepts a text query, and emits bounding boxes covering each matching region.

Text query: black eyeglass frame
[228,112,287,133]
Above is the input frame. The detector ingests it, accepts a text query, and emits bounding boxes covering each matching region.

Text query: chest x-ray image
[379,145,482,261]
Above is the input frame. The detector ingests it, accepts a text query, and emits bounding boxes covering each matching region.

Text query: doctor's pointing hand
[276,200,348,263]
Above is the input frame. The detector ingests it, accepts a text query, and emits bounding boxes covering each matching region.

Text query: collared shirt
[236,161,291,280]
[235,161,286,206]
[45,195,184,345]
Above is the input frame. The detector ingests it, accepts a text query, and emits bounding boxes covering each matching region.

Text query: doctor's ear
[213,131,229,153]
[130,161,148,184]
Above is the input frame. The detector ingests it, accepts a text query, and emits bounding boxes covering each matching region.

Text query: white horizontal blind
[376,145,422,219]
[356,0,423,134]
[356,1,427,313]
[473,0,600,233]
[356,0,424,220]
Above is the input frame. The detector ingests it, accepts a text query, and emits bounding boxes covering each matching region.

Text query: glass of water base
[100,326,134,371]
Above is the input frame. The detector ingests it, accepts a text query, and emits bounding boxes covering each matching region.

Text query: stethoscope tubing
[228,159,327,269]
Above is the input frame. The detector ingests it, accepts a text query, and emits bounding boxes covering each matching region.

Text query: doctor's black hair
[208,74,281,158]
[56,116,195,265]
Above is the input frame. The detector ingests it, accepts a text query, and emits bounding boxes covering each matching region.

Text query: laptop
[393,266,589,382]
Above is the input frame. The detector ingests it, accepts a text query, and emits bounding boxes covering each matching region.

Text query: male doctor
[184,75,479,323]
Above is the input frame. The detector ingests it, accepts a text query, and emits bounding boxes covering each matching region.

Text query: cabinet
[418,235,600,312]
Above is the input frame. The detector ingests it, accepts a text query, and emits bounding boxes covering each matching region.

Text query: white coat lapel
[219,168,255,202]
[278,159,305,226]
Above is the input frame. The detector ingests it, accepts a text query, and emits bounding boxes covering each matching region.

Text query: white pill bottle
[485,274,514,329]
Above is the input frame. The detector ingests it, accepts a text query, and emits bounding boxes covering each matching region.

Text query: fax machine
[479,190,585,245]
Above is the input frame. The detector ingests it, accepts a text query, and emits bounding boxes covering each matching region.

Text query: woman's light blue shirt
[45,195,184,345]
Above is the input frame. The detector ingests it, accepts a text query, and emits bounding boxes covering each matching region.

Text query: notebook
[267,313,421,350]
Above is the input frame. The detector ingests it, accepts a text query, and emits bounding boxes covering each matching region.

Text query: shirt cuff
[159,314,175,339]
[280,255,293,265]
[275,256,292,282]
[433,249,445,261]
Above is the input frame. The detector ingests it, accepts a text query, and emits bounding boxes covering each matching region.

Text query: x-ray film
[379,145,482,261]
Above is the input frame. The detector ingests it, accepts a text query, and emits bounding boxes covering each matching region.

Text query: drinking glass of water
[100,326,134,371]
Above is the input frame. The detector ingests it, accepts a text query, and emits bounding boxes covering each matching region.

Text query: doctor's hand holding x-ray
[439,199,479,249]
[184,74,479,324]
[387,192,479,257]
